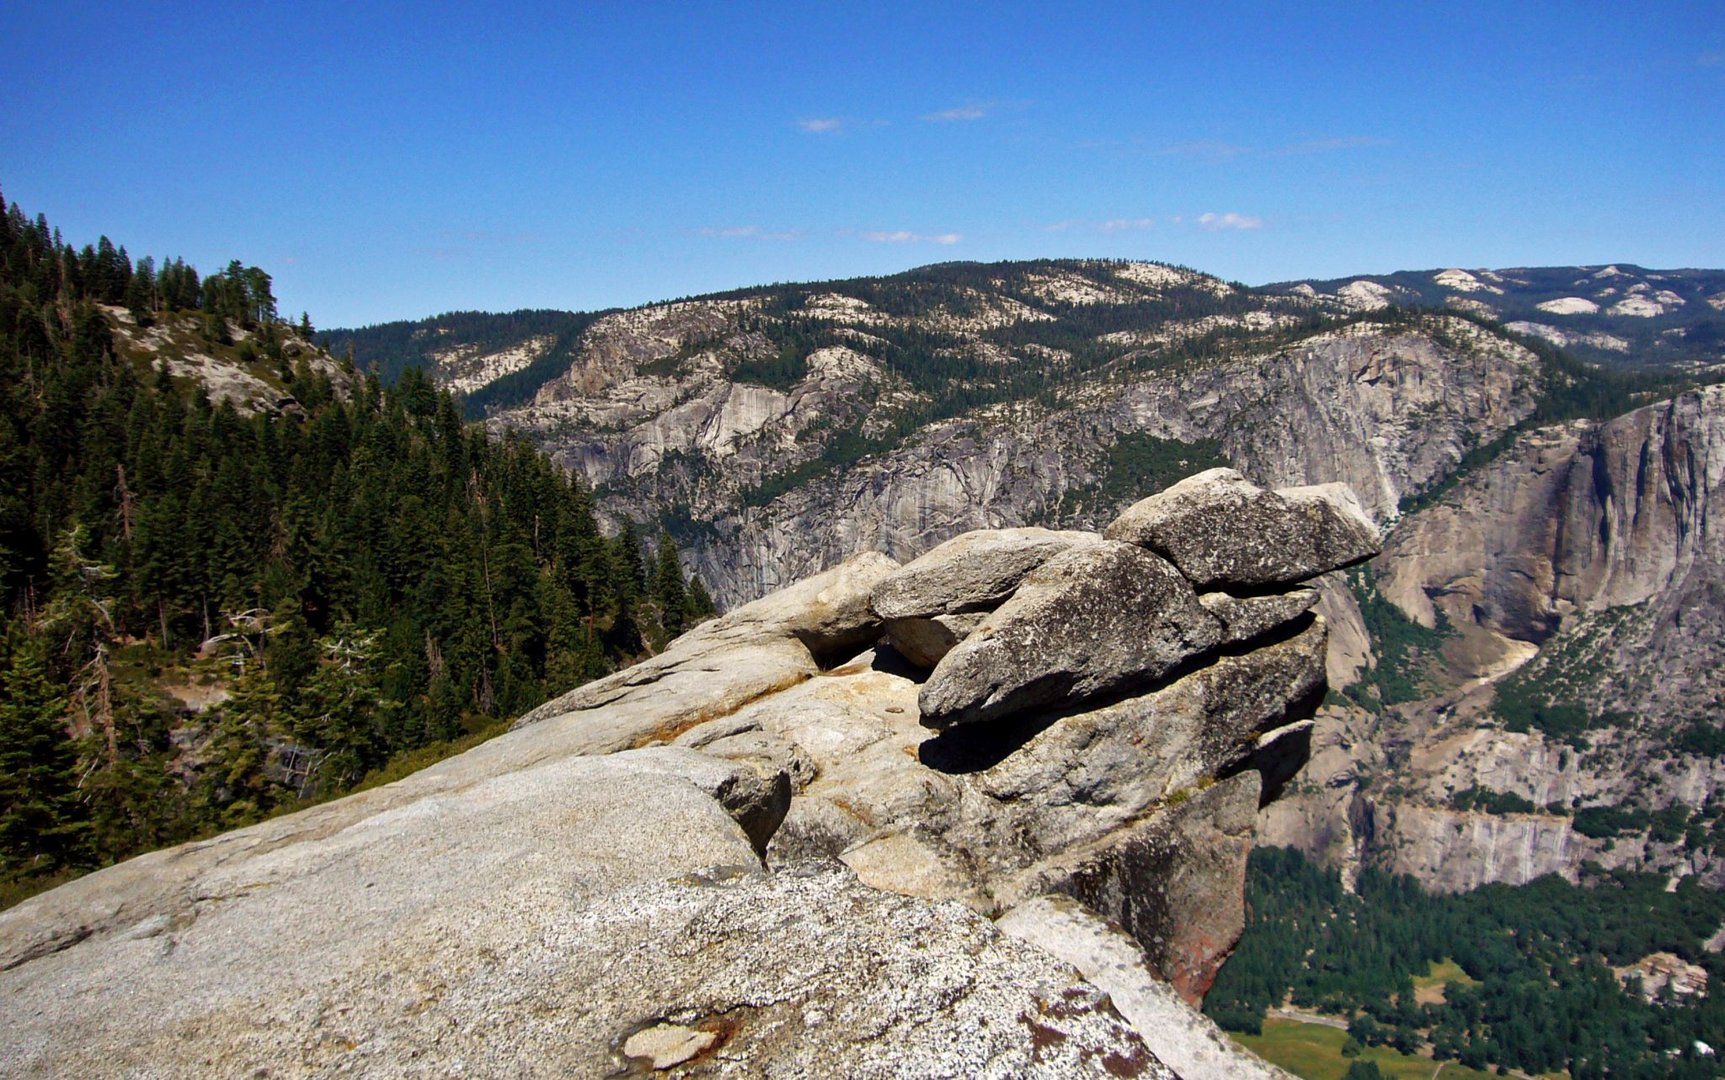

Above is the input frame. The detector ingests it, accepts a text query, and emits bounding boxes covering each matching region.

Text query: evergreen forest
[1207,846,1725,1078]
[0,191,713,905]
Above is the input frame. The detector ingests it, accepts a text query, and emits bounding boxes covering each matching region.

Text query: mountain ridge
[324,255,1725,904]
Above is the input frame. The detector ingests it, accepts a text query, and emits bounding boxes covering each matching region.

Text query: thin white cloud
[1039,217,1154,233]
[1158,135,1387,160]
[1160,139,1252,162]
[923,105,988,122]
[1275,135,1391,155]
[697,225,803,241]
[1198,212,1263,231]
[861,230,962,245]
[797,117,844,134]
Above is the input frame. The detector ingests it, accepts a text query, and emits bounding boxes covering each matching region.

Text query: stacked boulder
[0,468,1375,1079]
[680,468,1380,1006]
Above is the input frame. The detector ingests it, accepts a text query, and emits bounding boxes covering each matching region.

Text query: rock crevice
[0,471,1378,1077]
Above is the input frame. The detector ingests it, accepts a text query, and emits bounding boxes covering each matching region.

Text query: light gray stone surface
[1000,896,1295,1080]
[0,749,773,1077]
[509,551,899,754]
[919,540,1222,727]
[884,610,986,668]
[1105,468,1379,588]
[870,527,1101,619]
[0,490,1376,1076]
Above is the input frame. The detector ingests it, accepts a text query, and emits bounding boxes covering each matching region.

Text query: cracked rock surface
[1,473,1379,1078]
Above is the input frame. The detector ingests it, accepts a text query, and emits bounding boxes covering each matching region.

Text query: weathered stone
[616,746,793,856]
[871,526,1101,619]
[1,494,1354,1077]
[1,855,1171,1077]
[973,616,1329,838]
[919,540,1223,728]
[622,1022,719,1070]
[1200,586,1319,645]
[0,748,776,1076]
[999,896,1297,1080]
[508,551,899,754]
[885,610,986,668]
[1105,468,1379,588]
[673,720,820,792]
[1033,772,1264,1007]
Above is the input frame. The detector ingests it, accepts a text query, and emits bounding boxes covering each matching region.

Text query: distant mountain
[1271,264,1725,369]
[323,257,1725,905]
[19,222,1725,1073]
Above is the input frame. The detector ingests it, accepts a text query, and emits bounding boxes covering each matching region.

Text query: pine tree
[651,531,688,638]
[685,572,717,625]
[0,644,86,876]
[202,658,284,827]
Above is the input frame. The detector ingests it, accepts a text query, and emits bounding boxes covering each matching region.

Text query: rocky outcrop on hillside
[1263,386,1725,891]
[326,255,1725,902]
[0,471,1370,1077]
[503,305,1537,609]
[1275,264,1725,368]
[108,306,355,414]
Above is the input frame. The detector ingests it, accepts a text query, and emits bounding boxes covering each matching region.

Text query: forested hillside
[0,191,711,904]
[1208,847,1725,1078]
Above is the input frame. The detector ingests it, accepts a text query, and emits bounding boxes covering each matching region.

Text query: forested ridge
[0,191,712,905]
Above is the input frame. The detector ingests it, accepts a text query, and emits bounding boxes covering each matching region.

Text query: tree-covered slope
[0,191,711,904]
[1208,847,1725,1078]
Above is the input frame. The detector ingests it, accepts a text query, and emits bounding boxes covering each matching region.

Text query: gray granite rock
[0,764,1169,1078]
[918,540,1222,727]
[999,895,1296,1080]
[884,610,987,668]
[871,527,1101,620]
[1031,772,1265,1006]
[1199,586,1320,645]
[1105,468,1379,588]
[0,488,1378,1077]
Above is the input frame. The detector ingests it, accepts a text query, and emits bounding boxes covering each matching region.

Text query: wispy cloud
[1157,135,1387,161]
[1039,217,1153,234]
[1274,135,1391,155]
[697,225,802,241]
[797,117,845,134]
[861,230,962,245]
[1160,139,1252,162]
[923,104,988,122]
[1198,212,1263,231]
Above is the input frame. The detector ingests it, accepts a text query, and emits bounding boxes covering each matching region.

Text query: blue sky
[3,1,1721,328]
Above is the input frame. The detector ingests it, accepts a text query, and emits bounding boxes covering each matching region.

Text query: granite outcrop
[0,472,1377,1077]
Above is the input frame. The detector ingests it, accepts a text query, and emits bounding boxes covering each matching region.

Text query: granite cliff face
[495,290,1538,606]
[329,258,1725,896]
[0,470,1367,1078]
[1265,386,1725,891]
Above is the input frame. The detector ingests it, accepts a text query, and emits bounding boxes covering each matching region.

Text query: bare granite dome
[0,471,1372,1078]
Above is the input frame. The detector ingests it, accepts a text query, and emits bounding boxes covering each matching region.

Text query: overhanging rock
[1,471,1379,1078]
